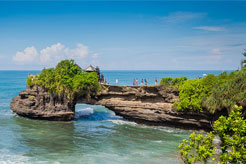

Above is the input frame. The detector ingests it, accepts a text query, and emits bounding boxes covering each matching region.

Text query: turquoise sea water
[0,70,226,164]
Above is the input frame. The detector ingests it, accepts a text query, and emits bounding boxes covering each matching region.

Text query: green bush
[175,74,217,112]
[204,70,246,113]
[179,132,215,164]
[179,105,246,164]
[160,77,187,87]
[175,79,203,111]
[27,59,100,102]
[171,71,246,113]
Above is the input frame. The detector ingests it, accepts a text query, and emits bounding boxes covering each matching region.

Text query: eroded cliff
[10,84,214,131]
[10,85,75,121]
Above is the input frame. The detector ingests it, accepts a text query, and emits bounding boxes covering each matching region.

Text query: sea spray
[75,107,94,118]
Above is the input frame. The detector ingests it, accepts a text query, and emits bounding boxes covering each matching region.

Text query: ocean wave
[0,148,61,164]
[0,148,30,164]
[108,119,137,126]
[75,107,94,119]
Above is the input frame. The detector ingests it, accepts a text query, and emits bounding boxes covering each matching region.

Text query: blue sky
[0,1,246,70]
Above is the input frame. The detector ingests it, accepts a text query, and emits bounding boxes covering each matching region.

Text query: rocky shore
[10,84,216,131]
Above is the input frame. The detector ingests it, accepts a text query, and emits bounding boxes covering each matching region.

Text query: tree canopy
[27,59,100,102]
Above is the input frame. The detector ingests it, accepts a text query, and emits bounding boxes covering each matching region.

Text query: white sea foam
[0,148,30,164]
[108,119,137,126]
[153,140,163,143]
[0,148,61,164]
[75,107,94,118]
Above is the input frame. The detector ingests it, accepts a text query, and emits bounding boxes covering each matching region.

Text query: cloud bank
[13,46,38,64]
[13,43,95,66]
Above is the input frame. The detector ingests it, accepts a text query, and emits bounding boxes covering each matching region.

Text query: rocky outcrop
[10,86,75,121]
[79,85,213,131]
[10,84,214,131]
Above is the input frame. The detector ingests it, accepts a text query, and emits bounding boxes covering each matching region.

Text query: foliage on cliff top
[161,70,246,113]
[179,105,246,164]
[27,59,100,102]
[174,74,219,112]
[204,70,246,114]
[160,77,187,87]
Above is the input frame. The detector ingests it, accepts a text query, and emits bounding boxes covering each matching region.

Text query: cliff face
[79,85,212,131]
[10,85,213,131]
[10,85,75,121]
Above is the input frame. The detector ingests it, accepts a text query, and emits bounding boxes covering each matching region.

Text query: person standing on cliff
[145,79,147,85]
[141,79,144,85]
[116,79,118,85]
[155,78,157,85]
[136,78,138,86]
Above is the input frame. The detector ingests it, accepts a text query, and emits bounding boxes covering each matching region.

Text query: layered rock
[80,85,213,131]
[10,86,75,121]
[11,84,214,131]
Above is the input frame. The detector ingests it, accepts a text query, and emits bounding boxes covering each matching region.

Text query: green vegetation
[160,77,187,87]
[160,70,246,113]
[27,59,100,102]
[204,71,246,114]
[179,105,246,164]
[174,74,217,112]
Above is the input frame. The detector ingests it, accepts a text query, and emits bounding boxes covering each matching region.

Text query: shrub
[179,132,215,164]
[160,77,187,87]
[175,74,217,112]
[179,105,246,164]
[204,70,246,113]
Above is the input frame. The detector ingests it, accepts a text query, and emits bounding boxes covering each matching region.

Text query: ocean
[0,70,225,164]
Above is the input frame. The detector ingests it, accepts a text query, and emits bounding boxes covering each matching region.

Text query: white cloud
[161,12,205,23]
[13,43,93,67]
[193,26,225,32]
[13,46,38,65]
[65,43,88,59]
[40,43,89,64]
[40,43,65,64]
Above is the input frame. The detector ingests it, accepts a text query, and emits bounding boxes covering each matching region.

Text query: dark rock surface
[11,84,214,131]
[10,86,75,121]
[82,85,213,131]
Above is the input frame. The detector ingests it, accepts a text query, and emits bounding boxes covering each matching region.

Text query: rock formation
[10,84,215,131]
[10,85,75,121]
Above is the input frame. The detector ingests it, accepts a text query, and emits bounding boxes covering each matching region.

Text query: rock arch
[10,85,213,131]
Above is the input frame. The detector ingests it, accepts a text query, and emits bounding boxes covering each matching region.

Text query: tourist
[141,79,144,85]
[116,79,118,85]
[133,79,135,86]
[136,78,138,86]
[155,78,157,85]
[144,79,147,85]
